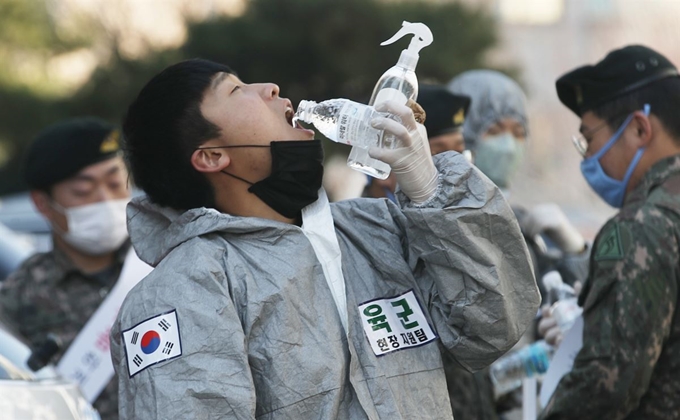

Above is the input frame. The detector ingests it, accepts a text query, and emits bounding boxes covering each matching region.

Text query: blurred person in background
[446,70,591,419]
[364,84,471,201]
[448,70,590,289]
[0,117,138,420]
[539,45,680,420]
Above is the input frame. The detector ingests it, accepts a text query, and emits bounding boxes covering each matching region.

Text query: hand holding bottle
[538,306,564,346]
[538,273,583,346]
[368,100,438,204]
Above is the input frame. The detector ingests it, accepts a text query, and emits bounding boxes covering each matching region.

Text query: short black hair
[590,77,680,144]
[123,58,234,210]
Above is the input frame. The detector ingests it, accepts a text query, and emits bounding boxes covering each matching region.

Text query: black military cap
[24,117,120,190]
[556,45,679,116]
[418,84,471,138]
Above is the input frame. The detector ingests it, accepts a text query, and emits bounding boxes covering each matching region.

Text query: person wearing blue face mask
[539,45,680,419]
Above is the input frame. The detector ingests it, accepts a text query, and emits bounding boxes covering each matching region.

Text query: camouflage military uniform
[540,154,680,419]
[0,241,129,420]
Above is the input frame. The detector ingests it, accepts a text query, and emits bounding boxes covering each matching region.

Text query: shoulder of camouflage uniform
[647,169,680,215]
[3,251,62,289]
[594,202,674,262]
[584,205,677,312]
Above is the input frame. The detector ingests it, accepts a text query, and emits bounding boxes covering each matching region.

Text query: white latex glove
[538,281,582,347]
[368,100,439,204]
[538,306,563,346]
[524,203,585,253]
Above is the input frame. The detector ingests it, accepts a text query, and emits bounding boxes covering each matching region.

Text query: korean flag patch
[122,309,182,377]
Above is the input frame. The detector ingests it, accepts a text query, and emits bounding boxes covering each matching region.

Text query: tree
[182,0,498,104]
[0,0,501,194]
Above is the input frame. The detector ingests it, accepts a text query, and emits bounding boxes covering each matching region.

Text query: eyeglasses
[572,104,651,158]
[571,120,609,157]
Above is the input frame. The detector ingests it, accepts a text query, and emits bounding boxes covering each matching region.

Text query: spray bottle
[347,21,433,179]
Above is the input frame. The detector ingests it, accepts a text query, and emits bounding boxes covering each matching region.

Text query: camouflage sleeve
[539,217,678,419]
[0,264,31,334]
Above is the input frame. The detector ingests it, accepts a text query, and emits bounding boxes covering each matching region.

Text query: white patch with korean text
[358,290,437,356]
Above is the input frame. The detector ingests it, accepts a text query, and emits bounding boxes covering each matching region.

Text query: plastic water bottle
[490,272,583,396]
[347,21,433,179]
[294,99,401,148]
[542,270,583,333]
[490,340,555,396]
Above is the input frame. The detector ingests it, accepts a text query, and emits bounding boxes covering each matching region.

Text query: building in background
[455,0,680,239]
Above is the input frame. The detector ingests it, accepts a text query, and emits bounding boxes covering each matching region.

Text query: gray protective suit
[111,152,540,419]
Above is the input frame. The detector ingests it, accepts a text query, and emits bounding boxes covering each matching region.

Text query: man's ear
[191,146,231,173]
[30,190,53,218]
[631,111,653,147]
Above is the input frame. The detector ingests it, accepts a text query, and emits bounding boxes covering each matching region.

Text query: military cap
[418,84,471,138]
[24,117,120,190]
[556,45,679,116]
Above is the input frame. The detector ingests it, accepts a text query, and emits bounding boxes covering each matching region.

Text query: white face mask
[474,132,525,188]
[52,199,129,256]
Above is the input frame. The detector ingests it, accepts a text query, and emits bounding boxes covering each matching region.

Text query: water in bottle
[542,270,583,333]
[490,340,555,396]
[294,99,400,148]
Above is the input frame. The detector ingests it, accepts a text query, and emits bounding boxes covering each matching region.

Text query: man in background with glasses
[540,45,680,419]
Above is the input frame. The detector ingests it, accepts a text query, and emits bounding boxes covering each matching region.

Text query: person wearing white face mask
[0,117,147,420]
[448,70,589,290]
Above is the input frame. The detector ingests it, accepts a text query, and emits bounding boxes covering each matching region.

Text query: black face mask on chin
[197,140,324,219]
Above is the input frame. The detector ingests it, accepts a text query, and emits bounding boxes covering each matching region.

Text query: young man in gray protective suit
[110,58,540,419]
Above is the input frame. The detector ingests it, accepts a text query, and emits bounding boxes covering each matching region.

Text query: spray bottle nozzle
[380,21,434,52]
[380,21,433,71]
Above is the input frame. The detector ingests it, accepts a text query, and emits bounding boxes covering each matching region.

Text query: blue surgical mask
[474,132,524,188]
[580,104,650,208]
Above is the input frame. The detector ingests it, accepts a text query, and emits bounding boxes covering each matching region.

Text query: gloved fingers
[545,326,563,347]
[367,145,392,162]
[537,307,557,338]
[367,145,415,167]
[573,281,583,296]
[371,117,413,147]
[375,100,418,133]
[541,305,552,318]
[415,124,432,153]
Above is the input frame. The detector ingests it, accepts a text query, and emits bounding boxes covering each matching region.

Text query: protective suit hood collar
[126,195,304,266]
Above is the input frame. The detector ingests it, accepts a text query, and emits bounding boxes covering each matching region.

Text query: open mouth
[284,102,314,136]
[285,106,296,127]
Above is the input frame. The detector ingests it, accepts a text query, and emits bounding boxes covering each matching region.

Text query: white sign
[539,315,584,408]
[57,248,153,402]
[358,290,437,356]
[122,309,182,377]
